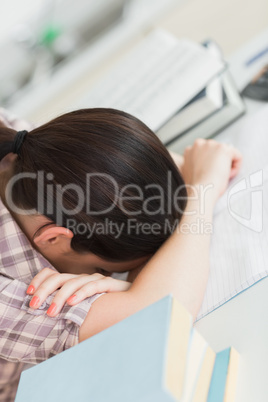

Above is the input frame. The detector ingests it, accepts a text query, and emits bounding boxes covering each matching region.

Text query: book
[15,295,240,401]
[207,348,240,402]
[77,29,225,133]
[166,69,245,153]
[156,75,223,145]
[77,30,245,152]
[156,39,225,146]
[165,40,245,153]
[182,329,215,402]
[193,346,216,402]
[15,295,192,402]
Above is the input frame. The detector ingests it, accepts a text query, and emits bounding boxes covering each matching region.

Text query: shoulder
[0,198,55,283]
[0,274,99,364]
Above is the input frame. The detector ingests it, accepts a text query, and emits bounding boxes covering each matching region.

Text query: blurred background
[1,0,268,123]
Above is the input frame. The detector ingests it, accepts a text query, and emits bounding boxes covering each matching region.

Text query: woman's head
[0,108,187,267]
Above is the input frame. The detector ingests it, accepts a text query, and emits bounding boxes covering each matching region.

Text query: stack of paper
[15,296,239,402]
[77,29,244,151]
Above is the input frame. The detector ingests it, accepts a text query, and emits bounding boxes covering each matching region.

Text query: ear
[34,227,74,251]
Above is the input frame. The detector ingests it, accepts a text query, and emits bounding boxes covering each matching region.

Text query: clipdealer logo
[227,170,263,233]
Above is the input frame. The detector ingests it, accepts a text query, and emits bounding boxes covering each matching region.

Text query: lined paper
[198,105,268,319]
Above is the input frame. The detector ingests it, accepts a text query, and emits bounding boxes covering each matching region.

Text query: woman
[0,107,241,400]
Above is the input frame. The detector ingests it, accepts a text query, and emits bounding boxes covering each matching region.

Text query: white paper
[77,29,225,131]
[198,105,268,319]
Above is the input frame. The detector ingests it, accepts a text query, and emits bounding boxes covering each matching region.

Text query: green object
[39,24,62,46]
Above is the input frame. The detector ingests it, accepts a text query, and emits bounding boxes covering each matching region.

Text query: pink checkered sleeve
[0,276,101,365]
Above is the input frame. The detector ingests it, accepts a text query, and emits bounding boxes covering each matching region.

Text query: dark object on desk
[161,69,246,154]
[157,39,246,153]
[242,65,268,101]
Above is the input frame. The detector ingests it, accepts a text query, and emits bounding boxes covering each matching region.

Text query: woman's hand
[26,267,131,317]
[180,139,242,204]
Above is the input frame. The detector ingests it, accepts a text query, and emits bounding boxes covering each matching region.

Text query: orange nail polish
[67,295,77,305]
[47,303,57,316]
[29,296,40,308]
[27,285,35,295]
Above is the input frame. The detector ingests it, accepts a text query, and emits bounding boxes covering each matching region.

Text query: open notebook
[197,104,268,320]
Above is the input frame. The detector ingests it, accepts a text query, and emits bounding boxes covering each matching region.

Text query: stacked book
[77,29,245,153]
[15,295,240,402]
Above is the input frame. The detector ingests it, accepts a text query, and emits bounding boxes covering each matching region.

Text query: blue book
[15,295,192,402]
[207,347,239,402]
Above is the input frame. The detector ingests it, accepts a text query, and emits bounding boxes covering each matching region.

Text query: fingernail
[29,296,40,308]
[47,303,57,316]
[67,295,77,305]
[27,285,35,295]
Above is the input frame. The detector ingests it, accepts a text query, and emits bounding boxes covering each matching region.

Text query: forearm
[79,140,241,341]
[80,189,214,341]
[129,189,213,318]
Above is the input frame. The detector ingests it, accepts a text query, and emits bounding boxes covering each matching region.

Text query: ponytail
[0,123,16,161]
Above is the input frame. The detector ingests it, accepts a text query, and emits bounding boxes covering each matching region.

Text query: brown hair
[0,108,187,262]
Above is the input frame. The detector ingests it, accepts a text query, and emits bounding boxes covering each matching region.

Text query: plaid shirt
[0,110,102,401]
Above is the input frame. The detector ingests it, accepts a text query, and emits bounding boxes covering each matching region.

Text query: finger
[29,272,77,309]
[183,145,192,155]
[228,146,243,179]
[26,267,58,295]
[230,157,243,179]
[46,274,106,316]
[67,277,131,306]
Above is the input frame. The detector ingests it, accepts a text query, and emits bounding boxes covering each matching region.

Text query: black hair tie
[12,130,28,155]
